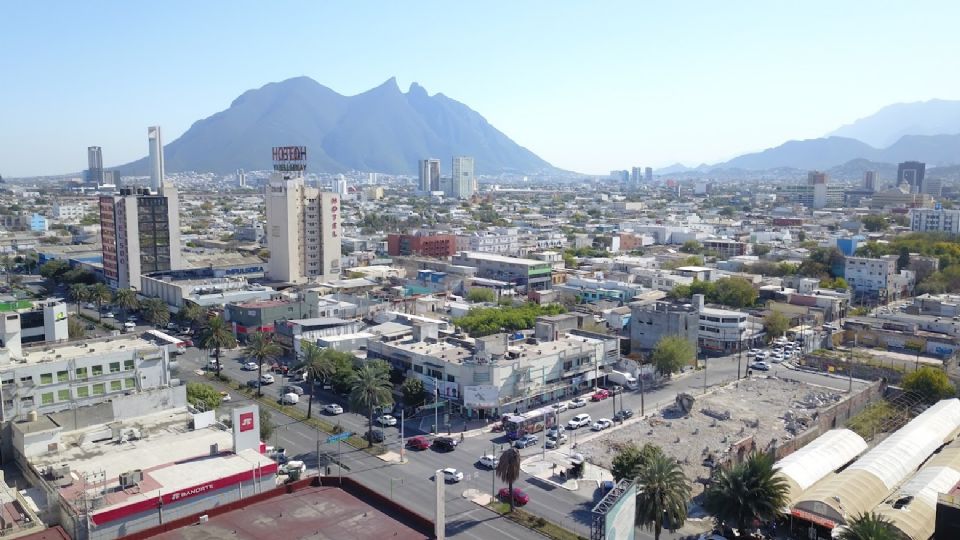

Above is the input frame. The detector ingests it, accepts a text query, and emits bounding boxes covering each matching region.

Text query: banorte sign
[167,483,215,502]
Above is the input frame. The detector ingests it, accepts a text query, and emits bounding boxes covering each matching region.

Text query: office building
[265,175,341,284]
[52,202,89,220]
[335,174,348,197]
[844,255,914,303]
[451,251,552,292]
[387,232,457,258]
[645,167,653,182]
[922,177,943,198]
[99,183,182,290]
[808,171,828,209]
[631,167,642,184]
[147,125,165,191]
[419,158,441,192]
[237,168,246,187]
[863,170,878,191]
[451,156,475,199]
[86,146,104,186]
[910,207,960,235]
[897,161,926,194]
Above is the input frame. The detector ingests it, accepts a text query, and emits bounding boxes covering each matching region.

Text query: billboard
[232,404,260,452]
[592,479,636,540]
[463,385,499,408]
[272,146,307,172]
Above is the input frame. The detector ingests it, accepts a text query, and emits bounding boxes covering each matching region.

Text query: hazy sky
[2,1,958,177]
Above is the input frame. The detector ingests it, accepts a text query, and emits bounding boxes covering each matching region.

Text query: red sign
[239,412,254,432]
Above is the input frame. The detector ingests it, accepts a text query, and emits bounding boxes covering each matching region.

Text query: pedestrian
[460,432,464,443]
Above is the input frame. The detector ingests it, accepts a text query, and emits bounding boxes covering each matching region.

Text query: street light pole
[400,408,406,463]
[434,378,439,434]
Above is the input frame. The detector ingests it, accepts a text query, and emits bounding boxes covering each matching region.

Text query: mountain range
[117,77,553,176]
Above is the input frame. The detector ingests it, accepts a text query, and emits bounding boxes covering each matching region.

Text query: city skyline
[1,1,959,177]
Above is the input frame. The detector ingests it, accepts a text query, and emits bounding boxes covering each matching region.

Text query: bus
[145,329,188,355]
[504,406,558,440]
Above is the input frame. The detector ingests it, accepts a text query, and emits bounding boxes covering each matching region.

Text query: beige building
[265,173,341,284]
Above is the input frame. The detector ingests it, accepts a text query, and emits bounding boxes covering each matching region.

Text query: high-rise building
[451,156,475,199]
[644,167,653,182]
[631,167,642,184]
[99,182,182,289]
[419,159,441,192]
[237,169,246,187]
[265,147,340,283]
[921,177,943,198]
[335,174,349,197]
[86,146,104,186]
[808,171,828,209]
[147,126,165,191]
[897,161,926,194]
[863,170,878,191]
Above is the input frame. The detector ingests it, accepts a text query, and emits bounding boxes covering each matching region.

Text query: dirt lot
[578,374,847,495]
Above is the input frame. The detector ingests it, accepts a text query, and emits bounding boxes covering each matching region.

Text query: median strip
[486,501,586,540]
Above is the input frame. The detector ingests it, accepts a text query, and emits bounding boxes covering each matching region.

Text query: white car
[591,418,613,431]
[324,403,344,415]
[442,468,464,483]
[206,359,220,370]
[242,362,258,371]
[478,454,499,469]
[551,402,568,413]
[260,373,275,384]
[750,361,771,371]
[104,312,115,318]
[279,460,306,475]
[123,321,136,331]
[568,397,588,409]
[567,414,592,429]
[545,433,568,448]
[281,392,299,405]
[376,414,397,426]
[769,352,785,363]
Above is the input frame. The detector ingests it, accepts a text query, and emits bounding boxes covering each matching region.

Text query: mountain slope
[117,77,553,175]
[828,99,960,147]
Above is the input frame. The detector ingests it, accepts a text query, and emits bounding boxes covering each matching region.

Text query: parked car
[260,373,275,384]
[271,363,289,375]
[406,436,430,450]
[590,389,610,401]
[551,402,568,413]
[281,393,299,405]
[245,379,260,388]
[283,385,304,395]
[432,436,458,452]
[376,414,397,426]
[364,430,385,443]
[567,414,592,429]
[545,433,568,448]
[279,460,306,476]
[614,409,634,422]
[323,403,344,415]
[591,418,613,431]
[242,362,258,371]
[755,351,767,359]
[442,468,464,483]
[478,454,499,469]
[749,361,771,371]
[104,312,115,319]
[127,315,138,322]
[607,385,623,395]
[546,426,562,438]
[498,487,530,506]
[84,302,96,309]
[568,397,588,409]
[514,434,539,449]
[206,359,220,370]
[769,352,785,363]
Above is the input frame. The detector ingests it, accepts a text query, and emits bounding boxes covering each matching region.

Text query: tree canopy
[902,367,956,403]
[453,303,566,337]
[669,277,757,309]
[763,312,790,340]
[652,336,695,376]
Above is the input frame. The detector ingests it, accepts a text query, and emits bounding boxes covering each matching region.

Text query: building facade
[897,161,926,194]
[387,232,457,258]
[147,126,164,191]
[451,156,475,199]
[418,158,440,192]
[629,300,699,352]
[265,174,341,283]
[910,207,960,235]
[451,251,552,292]
[844,255,913,303]
[86,146,104,186]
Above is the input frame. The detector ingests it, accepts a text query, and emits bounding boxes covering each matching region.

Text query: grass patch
[846,400,898,439]
[488,501,586,540]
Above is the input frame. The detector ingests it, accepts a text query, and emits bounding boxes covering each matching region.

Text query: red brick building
[387,233,457,258]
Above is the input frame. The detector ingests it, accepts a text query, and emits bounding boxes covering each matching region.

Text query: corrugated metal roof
[776,429,867,496]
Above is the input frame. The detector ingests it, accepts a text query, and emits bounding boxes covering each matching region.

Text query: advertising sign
[463,385,500,408]
[604,481,637,540]
[232,405,260,452]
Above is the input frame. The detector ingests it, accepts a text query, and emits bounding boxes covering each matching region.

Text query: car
[514,434,539,449]
[568,397,588,409]
[748,348,761,356]
[84,302,96,309]
[127,315,138,322]
[103,312,115,318]
[265,446,287,462]
[123,321,136,331]
[323,403,344,415]
[245,379,260,388]
[283,385,304,396]
[281,392,300,405]
[478,454,499,469]
[591,418,613,431]
[498,487,529,506]
[376,414,397,426]
[206,359,220,370]
[364,429,385,443]
[551,402,568,413]
[406,436,430,450]
[260,373,275,384]
[271,363,290,374]
[442,468,464,483]
[614,409,634,421]
[749,361,771,371]
[591,389,610,401]
[242,362,258,371]
[219,391,231,402]
[607,385,623,395]
[546,426,562,438]
[567,414,592,429]
[278,460,306,476]
[432,436,458,452]
[545,433,568,448]
[600,480,616,495]
[755,351,768,359]
[85,323,96,330]
[769,352,785,363]
[166,322,178,330]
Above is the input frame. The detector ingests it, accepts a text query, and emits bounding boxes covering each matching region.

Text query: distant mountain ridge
[116,77,554,175]
[828,99,960,148]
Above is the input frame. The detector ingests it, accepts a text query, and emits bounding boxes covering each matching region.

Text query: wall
[111,386,186,421]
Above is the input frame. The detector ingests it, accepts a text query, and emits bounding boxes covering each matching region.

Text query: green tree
[896,247,911,273]
[703,452,789,533]
[88,283,112,322]
[466,288,496,303]
[198,315,237,377]
[901,366,956,403]
[68,283,89,315]
[67,317,86,339]
[244,332,282,397]
[259,408,274,441]
[652,336,695,377]
[113,288,139,322]
[611,442,666,482]
[186,382,222,410]
[453,303,566,337]
[680,240,702,254]
[401,377,426,408]
[348,365,394,447]
[861,214,889,233]
[836,512,898,540]
[39,259,70,282]
[496,448,522,512]
[712,277,757,308]
[178,302,205,329]
[299,342,334,419]
[141,298,170,327]
[763,312,790,340]
[752,244,771,257]
[634,453,690,540]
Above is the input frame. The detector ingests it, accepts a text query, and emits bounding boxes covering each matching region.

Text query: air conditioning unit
[118,469,142,489]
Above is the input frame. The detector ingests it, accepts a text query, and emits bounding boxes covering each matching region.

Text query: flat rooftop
[14,335,161,366]
[456,251,548,266]
[146,484,428,540]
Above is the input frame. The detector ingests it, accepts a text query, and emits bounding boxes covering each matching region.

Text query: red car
[271,363,290,375]
[590,389,610,401]
[498,487,530,506]
[406,436,430,450]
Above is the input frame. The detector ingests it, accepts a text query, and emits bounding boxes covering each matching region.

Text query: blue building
[836,235,865,257]
[30,213,48,232]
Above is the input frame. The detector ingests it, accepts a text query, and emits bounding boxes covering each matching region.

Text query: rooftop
[455,251,549,266]
[12,335,162,367]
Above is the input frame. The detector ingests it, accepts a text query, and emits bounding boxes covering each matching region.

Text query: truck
[608,370,638,390]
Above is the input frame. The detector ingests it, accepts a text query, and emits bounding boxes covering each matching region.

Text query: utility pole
[848,334,856,393]
[434,378,439,434]
[491,442,496,499]
[400,408,406,463]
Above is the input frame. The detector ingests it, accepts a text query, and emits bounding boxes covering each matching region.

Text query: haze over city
[2,1,960,177]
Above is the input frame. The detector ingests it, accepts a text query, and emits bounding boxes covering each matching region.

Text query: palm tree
[179,301,204,330]
[634,453,690,540]
[244,332,281,397]
[113,288,139,322]
[88,283,112,322]
[495,448,522,512]
[141,298,170,327]
[836,512,898,540]
[68,283,89,315]
[198,315,237,377]
[347,365,393,446]
[703,452,789,534]
[300,342,334,419]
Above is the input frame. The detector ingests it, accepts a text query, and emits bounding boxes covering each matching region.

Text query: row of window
[34,360,136,385]
[38,378,138,406]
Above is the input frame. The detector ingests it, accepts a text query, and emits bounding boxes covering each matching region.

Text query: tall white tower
[148,126,165,192]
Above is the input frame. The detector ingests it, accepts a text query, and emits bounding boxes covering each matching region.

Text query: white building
[52,202,90,220]
[459,229,520,254]
[147,126,164,192]
[451,156,475,199]
[699,306,758,354]
[910,207,960,235]
[418,158,440,193]
[265,173,341,284]
[0,299,68,359]
[845,255,914,303]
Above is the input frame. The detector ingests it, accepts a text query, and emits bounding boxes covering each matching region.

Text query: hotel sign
[272,146,307,172]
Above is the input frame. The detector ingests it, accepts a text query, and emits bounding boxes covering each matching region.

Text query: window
[76,367,88,378]
[109,362,121,373]
[92,383,106,396]
[92,365,103,376]
[77,386,89,398]
[110,380,122,392]
[125,378,137,389]
[57,389,71,401]
[447,375,455,383]
[41,393,54,406]
[40,373,53,385]
[124,360,134,371]
[413,365,423,374]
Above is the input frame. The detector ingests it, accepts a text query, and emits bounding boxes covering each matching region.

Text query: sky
[2,1,959,177]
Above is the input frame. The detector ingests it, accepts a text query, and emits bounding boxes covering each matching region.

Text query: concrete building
[898,160,926,194]
[630,167,642,184]
[98,184,182,290]
[868,186,934,210]
[224,299,309,339]
[702,239,747,259]
[0,299,68,357]
[699,306,761,354]
[910,207,960,235]
[147,126,164,192]
[451,156,475,199]
[809,171,828,209]
[863,170,878,191]
[52,202,89,221]
[844,255,914,303]
[274,317,363,355]
[922,177,943,198]
[459,229,520,255]
[86,146,104,187]
[629,299,700,352]
[451,251,552,292]
[644,167,653,182]
[29,214,48,233]
[264,174,341,284]
[387,232,457,258]
[418,158,440,192]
